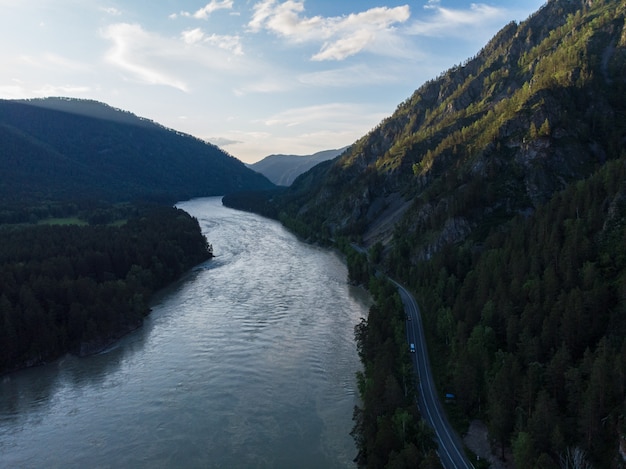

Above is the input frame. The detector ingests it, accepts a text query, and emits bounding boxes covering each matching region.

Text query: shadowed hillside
[269,0,625,256]
[0,97,274,205]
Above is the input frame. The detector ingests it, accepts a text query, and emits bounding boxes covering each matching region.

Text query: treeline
[0,200,142,225]
[389,158,626,466]
[0,206,212,374]
[221,188,285,219]
[345,242,441,468]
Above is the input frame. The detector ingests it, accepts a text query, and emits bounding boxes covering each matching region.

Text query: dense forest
[386,158,626,466]
[0,206,213,374]
[332,240,440,468]
[345,157,626,467]
[350,271,442,468]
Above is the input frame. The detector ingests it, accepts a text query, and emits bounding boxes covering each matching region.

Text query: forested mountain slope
[0,98,274,205]
[407,153,626,467]
[235,0,626,466]
[272,0,625,255]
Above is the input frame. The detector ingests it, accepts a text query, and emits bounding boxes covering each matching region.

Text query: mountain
[249,147,347,186]
[266,0,625,255]
[0,98,274,205]
[224,0,626,466]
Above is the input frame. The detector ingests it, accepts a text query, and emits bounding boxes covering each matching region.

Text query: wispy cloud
[173,0,234,20]
[248,1,410,61]
[35,84,92,95]
[101,22,249,92]
[408,2,506,37]
[222,103,384,158]
[261,102,385,128]
[424,0,440,10]
[101,23,189,91]
[15,53,91,72]
[298,63,417,88]
[100,6,121,16]
[207,136,243,147]
[181,28,243,55]
[0,80,91,98]
[234,77,291,96]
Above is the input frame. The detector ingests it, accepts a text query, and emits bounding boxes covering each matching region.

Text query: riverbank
[0,206,212,376]
[0,197,367,468]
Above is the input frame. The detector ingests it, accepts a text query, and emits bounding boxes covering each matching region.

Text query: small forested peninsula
[0,206,213,374]
[0,97,273,375]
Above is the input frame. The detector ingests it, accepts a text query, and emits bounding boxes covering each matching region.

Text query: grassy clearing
[37,217,89,226]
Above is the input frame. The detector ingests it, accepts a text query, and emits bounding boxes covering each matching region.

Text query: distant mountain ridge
[0,97,274,205]
[248,148,347,186]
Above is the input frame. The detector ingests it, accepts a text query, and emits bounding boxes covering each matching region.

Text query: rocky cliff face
[274,0,626,259]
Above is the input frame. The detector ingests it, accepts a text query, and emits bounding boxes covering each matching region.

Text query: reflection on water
[0,197,370,468]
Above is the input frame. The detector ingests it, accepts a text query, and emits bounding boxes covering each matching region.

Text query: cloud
[102,23,189,91]
[248,1,411,61]
[101,22,248,92]
[181,28,205,45]
[181,28,243,55]
[234,78,289,96]
[298,63,416,88]
[35,84,92,95]
[206,136,242,147]
[408,2,506,37]
[176,0,233,20]
[248,0,322,39]
[16,53,91,72]
[100,7,121,16]
[261,102,385,129]
[0,81,91,98]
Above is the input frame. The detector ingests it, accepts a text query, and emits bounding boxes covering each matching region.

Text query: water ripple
[0,197,371,469]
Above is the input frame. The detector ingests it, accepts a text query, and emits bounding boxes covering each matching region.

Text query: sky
[0,0,545,163]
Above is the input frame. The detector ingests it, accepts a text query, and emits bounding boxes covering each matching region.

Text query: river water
[0,197,370,468]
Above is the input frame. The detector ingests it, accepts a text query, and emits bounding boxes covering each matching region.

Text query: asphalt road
[391,279,474,469]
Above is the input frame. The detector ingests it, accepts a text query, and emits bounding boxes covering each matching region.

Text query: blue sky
[0,0,545,163]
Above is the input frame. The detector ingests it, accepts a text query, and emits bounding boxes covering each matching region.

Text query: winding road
[391,279,474,469]
[349,243,473,467]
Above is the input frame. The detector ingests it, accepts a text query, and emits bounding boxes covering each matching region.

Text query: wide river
[0,197,371,468]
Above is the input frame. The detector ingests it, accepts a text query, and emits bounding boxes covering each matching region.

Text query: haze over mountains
[249,148,347,186]
[0,98,273,205]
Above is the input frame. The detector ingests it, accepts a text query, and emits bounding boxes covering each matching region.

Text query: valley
[1,0,626,467]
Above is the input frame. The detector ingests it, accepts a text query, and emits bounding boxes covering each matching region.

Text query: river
[0,197,371,468]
